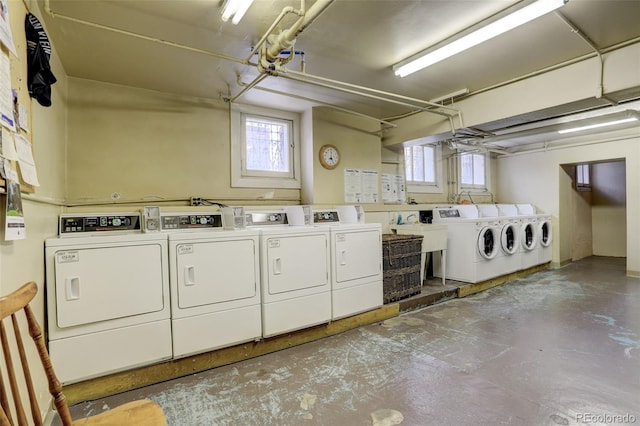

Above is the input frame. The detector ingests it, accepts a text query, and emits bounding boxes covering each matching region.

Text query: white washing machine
[432,205,502,283]
[516,204,540,269]
[245,208,331,337]
[537,213,553,264]
[313,206,382,320]
[45,213,172,384]
[492,204,522,275]
[161,212,261,358]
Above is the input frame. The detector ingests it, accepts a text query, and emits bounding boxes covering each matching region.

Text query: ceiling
[38,0,640,146]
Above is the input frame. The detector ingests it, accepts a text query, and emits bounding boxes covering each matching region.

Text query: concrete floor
[61,256,640,425]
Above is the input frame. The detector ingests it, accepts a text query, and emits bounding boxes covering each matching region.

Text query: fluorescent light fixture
[558,114,639,134]
[221,0,254,24]
[393,0,567,77]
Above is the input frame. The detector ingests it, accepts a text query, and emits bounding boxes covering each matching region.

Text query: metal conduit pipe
[281,67,461,114]
[229,73,269,103]
[273,66,466,131]
[554,11,616,105]
[275,71,459,123]
[265,0,334,62]
[246,6,303,62]
[246,84,398,129]
[470,35,640,99]
[270,65,464,134]
[43,0,248,66]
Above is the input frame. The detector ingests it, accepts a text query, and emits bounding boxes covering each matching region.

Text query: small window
[404,144,443,193]
[576,164,591,191]
[459,152,489,192]
[231,104,300,189]
[242,115,292,177]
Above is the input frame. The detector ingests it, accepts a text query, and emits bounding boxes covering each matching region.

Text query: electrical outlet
[190,197,203,206]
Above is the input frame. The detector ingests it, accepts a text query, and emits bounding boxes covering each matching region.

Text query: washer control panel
[245,212,288,226]
[313,210,340,224]
[160,213,222,230]
[59,214,141,235]
[436,209,461,218]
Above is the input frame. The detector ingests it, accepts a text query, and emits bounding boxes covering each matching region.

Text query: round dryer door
[501,223,518,255]
[478,227,499,260]
[521,223,537,250]
[539,220,553,247]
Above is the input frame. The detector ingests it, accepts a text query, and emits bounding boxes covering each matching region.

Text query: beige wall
[308,107,382,205]
[65,78,301,205]
[496,128,640,275]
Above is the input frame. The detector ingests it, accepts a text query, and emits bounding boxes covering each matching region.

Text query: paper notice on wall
[0,0,17,56]
[4,176,26,240]
[0,125,17,159]
[14,134,39,186]
[344,168,379,203]
[382,173,405,204]
[344,168,361,203]
[360,169,379,203]
[0,50,15,130]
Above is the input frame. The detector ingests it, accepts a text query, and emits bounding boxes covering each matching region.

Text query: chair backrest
[0,282,73,426]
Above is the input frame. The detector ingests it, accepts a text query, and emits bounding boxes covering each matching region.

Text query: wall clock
[319,144,340,170]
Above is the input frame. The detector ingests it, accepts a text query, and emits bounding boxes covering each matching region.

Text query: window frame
[576,163,592,191]
[230,104,301,189]
[458,151,491,193]
[404,144,443,194]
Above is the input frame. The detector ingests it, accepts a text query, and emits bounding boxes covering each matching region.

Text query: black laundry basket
[382,234,423,303]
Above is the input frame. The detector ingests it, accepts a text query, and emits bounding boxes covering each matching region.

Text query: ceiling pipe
[469,35,640,100]
[265,0,334,63]
[238,81,398,129]
[245,5,303,62]
[554,11,616,105]
[273,70,457,118]
[282,67,462,114]
[268,65,465,132]
[228,73,269,103]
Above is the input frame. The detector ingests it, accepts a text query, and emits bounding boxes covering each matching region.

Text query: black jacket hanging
[25,13,57,107]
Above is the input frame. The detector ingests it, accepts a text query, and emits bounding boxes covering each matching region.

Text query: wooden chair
[0,282,167,426]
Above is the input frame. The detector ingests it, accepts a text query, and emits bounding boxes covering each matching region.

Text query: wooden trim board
[457,263,550,298]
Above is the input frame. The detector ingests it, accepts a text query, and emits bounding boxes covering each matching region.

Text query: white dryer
[161,212,261,358]
[516,204,540,269]
[537,213,553,264]
[45,213,172,384]
[245,208,331,337]
[313,206,382,320]
[432,205,502,283]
